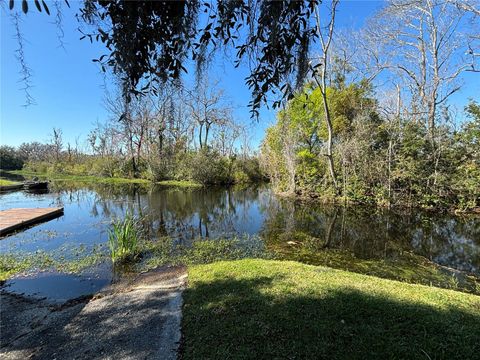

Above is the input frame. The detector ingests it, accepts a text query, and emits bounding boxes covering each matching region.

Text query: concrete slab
[0,266,187,360]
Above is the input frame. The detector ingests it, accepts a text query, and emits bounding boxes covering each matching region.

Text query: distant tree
[17,141,52,162]
[0,146,24,170]
[311,0,340,189]
[49,128,63,161]
[184,79,232,150]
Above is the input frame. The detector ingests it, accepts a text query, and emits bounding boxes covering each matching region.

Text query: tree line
[1,79,263,185]
[260,0,479,211]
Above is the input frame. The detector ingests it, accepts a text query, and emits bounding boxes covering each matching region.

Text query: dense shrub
[187,149,232,185]
[0,146,24,170]
[233,158,264,183]
[20,149,265,187]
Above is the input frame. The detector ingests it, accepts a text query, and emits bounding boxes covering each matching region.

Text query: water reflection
[1,182,479,277]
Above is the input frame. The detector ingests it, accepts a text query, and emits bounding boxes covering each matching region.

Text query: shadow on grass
[181,275,480,360]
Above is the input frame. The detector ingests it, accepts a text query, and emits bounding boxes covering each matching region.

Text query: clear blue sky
[1,1,476,150]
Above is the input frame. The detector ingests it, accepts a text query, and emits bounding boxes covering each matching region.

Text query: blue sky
[2,1,476,150]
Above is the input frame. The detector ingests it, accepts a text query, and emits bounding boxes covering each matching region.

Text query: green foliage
[233,158,264,183]
[452,101,480,211]
[262,81,379,196]
[233,170,250,184]
[23,149,263,187]
[183,149,232,185]
[261,84,480,211]
[108,213,142,263]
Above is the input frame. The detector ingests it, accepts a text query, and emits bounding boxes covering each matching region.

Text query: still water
[1,182,479,299]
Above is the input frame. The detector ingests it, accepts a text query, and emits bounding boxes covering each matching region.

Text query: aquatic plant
[142,235,269,270]
[0,245,107,280]
[108,212,142,263]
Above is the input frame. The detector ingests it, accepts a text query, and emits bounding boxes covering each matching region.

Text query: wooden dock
[0,207,64,237]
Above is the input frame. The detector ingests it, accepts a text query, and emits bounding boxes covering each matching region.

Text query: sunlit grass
[268,231,480,294]
[156,180,202,187]
[0,178,20,186]
[182,259,480,360]
[5,170,201,187]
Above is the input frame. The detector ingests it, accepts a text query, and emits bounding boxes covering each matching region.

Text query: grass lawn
[182,259,480,360]
[0,179,20,186]
[4,170,200,187]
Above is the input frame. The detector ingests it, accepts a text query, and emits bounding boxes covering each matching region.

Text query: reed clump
[108,212,142,263]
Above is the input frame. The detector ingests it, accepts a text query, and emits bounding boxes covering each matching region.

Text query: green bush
[187,149,232,185]
[233,157,264,183]
[0,146,24,170]
[233,170,250,184]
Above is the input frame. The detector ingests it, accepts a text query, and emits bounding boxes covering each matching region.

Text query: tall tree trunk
[320,73,338,190]
[204,122,211,149]
[314,1,339,191]
[199,123,204,149]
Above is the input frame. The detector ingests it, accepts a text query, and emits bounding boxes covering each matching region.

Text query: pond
[1,181,479,300]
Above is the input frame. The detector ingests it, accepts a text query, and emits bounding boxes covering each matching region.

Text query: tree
[184,79,232,150]
[103,87,154,177]
[369,0,479,142]
[311,0,340,189]
[50,127,63,161]
[0,146,24,170]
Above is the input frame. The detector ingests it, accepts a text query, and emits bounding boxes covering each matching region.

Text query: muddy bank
[1,266,186,360]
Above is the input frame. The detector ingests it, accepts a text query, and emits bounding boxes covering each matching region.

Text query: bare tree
[184,79,232,150]
[311,0,340,189]
[50,128,63,161]
[370,0,479,142]
[103,87,154,176]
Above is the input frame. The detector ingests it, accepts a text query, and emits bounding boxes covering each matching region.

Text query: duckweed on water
[0,236,267,281]
[0,245,107,281]
[269,232,480,295]
[141,235,269,270]
[2,231,478,295]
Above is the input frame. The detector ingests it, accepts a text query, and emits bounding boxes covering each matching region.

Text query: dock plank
[0,207,64,236]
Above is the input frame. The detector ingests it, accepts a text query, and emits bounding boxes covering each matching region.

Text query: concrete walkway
[0,266,187,360]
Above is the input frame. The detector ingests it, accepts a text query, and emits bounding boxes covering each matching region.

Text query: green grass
[0,236,266,280]
[0,179,20,186]
[6,170,201,187]
[156,180,201,187]
[182,259,480,360]
[8,170,151,184]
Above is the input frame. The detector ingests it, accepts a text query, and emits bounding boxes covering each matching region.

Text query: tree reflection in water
[3,182,479,280]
